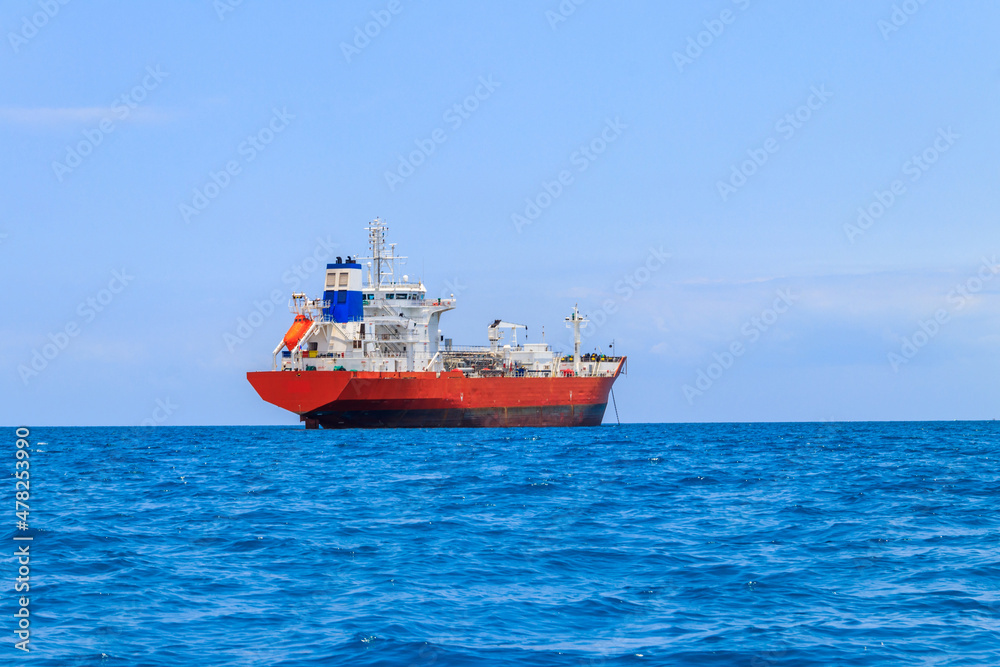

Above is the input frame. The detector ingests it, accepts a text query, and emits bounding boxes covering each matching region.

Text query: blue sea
[11,423,1000,665]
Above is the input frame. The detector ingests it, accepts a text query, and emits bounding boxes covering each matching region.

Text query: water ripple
[15,422,1000,665]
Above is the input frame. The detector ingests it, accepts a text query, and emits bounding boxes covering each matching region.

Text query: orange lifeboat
[283,314,312,351]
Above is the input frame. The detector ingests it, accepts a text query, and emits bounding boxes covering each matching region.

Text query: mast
[366,218,384,287]
[361,217,407,288]
[565,304,588,376]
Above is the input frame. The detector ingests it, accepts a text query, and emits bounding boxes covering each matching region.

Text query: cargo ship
[247,219,625,428]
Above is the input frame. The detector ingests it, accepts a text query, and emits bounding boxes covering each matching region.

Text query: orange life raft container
[283,314,313,351]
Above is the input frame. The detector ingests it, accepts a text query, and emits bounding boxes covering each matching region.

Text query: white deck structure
[270,219,623,378]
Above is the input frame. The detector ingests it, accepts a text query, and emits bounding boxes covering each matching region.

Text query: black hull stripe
[305,403,608,429]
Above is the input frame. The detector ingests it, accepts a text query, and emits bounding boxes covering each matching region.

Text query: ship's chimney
[323,258,364,323]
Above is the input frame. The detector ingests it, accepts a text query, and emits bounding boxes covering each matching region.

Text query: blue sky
[2,1,999,425]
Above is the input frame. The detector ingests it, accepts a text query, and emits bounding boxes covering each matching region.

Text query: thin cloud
[0,106,176,126]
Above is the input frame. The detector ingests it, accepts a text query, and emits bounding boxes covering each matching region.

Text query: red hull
[247,365,623,428]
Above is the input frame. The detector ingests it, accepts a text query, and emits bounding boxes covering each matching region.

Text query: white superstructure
[270,219,622,378]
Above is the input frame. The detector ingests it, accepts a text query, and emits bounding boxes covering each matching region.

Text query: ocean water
[10,422,1000,666]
